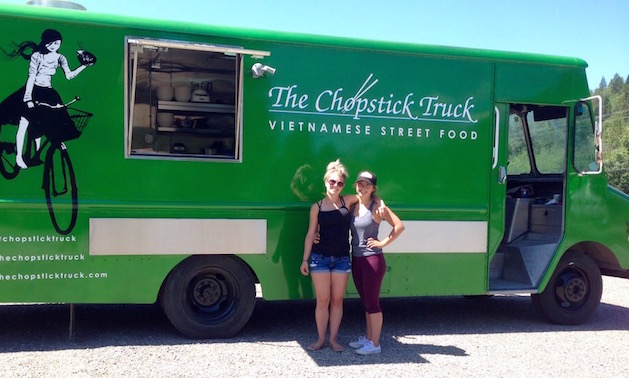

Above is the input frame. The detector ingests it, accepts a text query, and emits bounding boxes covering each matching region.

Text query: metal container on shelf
[191,81,211,103]
[174,86,191,102]
[156,86,173,101]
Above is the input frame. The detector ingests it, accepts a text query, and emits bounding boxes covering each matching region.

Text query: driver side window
[574,101,599,173]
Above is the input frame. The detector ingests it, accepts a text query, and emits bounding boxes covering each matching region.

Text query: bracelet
[302,259,308,262]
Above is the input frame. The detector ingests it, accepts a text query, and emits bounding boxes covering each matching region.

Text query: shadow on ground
[1,292,627,365]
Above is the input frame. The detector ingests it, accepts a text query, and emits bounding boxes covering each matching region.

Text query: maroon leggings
[352,254,386,314]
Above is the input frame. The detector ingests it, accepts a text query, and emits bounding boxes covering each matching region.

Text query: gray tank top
[350,201,382,257]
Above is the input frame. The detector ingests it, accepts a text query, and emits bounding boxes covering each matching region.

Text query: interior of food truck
[126,38,241,160]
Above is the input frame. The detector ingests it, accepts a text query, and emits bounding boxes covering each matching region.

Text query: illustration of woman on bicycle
[0,28,96,169]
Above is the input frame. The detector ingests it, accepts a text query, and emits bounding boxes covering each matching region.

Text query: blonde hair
[323,159,348,183]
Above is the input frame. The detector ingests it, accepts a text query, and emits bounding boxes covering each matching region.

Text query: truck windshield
[508,105,568,175]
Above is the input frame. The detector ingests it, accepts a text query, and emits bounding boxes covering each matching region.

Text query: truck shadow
[242,295,629,365]
[0,293,627,363]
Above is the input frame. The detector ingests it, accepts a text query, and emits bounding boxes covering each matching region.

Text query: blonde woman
[300,159,358,352]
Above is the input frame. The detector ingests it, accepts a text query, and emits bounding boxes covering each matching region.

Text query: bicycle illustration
[0,96,92,235]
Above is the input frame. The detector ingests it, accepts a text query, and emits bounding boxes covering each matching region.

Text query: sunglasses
[328,179,345,188]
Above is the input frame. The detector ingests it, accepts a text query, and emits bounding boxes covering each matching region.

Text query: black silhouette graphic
[0,29,96,234]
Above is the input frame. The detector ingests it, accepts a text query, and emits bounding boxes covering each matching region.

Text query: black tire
[43,146,78,235]
[161,255,256,339]
[531,251,602,325]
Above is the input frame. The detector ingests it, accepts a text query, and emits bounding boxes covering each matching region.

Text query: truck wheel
[161,255,255,339]
[531,251,602,325]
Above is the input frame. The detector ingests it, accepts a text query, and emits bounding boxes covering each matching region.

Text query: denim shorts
[309,253,351,274]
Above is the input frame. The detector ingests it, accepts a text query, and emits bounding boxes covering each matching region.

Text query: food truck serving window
[125,37,267,161]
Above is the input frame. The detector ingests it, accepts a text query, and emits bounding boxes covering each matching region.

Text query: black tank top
[312,197,351,257]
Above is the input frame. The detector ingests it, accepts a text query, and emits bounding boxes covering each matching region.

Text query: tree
[597,74,629,193]
[608,74,624,94]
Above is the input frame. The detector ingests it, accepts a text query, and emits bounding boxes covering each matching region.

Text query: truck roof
[2,3,588,69]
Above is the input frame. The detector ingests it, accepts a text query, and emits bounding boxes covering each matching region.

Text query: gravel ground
[1,276,628,377]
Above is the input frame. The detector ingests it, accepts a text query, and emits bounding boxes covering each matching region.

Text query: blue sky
[3,0,627,90]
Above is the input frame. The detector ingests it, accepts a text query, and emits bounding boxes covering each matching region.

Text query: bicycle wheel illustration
[43,145,78,235]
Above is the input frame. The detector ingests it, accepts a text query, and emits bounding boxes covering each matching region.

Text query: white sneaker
[355,340,381,355]
[349,336,368,349]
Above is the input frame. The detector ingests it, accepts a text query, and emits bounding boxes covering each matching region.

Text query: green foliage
[592,74,629,193]
[508,114,531,174]
[528,113,567,174]
[508,110,568,176]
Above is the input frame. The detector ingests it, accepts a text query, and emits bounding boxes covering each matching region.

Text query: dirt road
[1,276,628,377]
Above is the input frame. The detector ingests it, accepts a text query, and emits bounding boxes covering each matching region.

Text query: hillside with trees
[592,73,629,194]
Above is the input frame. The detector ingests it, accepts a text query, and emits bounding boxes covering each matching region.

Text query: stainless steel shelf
[157,126,233,136]
[157,101,235,113]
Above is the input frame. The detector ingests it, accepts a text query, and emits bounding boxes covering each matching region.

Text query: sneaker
[355,340,381,355]
[349,336,368,349]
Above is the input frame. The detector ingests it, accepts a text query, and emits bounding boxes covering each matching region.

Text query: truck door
[489,103,569,292]
[487,104,509,286]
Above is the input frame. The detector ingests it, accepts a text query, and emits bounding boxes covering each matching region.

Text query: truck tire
[161,255,255,339]
[531,251,602,325]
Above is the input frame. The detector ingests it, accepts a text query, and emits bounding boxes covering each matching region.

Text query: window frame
[124,36,269,162]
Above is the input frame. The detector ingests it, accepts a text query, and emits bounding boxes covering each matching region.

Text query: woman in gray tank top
[348,171,405,355]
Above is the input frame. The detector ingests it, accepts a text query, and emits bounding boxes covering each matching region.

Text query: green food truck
[0,3,628,338]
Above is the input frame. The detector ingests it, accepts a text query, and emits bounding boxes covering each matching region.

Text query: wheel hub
[556,271,589,308]
[564,277,587,303]
[193,278,222,307]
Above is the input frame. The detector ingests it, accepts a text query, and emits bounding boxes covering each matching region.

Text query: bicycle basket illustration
[67,108,93,134]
